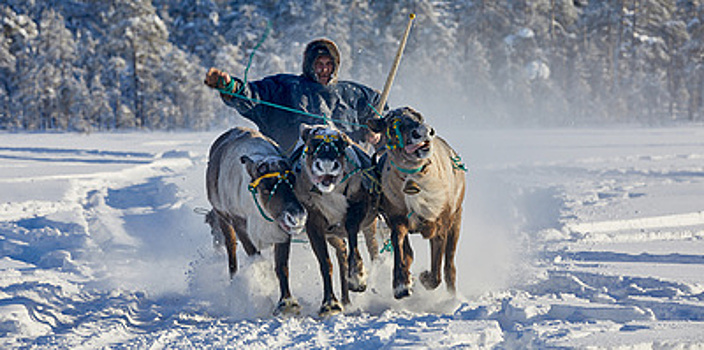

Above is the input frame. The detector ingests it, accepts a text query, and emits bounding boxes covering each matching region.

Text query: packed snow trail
[1,127,704,348]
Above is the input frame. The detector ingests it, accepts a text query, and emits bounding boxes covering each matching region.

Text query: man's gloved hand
[204,68,238,92]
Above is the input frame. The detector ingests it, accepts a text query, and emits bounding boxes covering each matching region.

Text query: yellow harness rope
[247,170,293,222]
[248,170,291,191]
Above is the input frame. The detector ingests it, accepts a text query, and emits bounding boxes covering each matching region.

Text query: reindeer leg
[345,201,368,293]
[391,219,413,299]
[273,240,301,316]
[217,217,238,278]
[364,217,379,262]
[420,234,444,290]
[444,213,462,294]
[327,236,350,305]
[402,228,414,285]
[307,226,343,317]
[231,215,258,256]
[205,210,225,248]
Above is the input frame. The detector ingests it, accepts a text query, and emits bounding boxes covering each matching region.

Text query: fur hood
[302,39,340,85]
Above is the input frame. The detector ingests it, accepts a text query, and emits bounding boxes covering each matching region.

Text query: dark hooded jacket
[221,39,385,153]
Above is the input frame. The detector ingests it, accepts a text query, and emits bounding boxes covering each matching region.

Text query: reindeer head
[368,106,436,161]
[240,156,307,235]
[299,124,354,193]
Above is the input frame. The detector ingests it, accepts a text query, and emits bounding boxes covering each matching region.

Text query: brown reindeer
[367,107,466,299]
[206,127,308,315]
[291,124,380,316]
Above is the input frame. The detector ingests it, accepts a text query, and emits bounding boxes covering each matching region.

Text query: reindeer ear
[299,123,315,142]
[409,107,424,123]
[240,155,258,177]
[367,118,387,133]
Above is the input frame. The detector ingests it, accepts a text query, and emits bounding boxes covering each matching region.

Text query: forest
[1,0,703,131]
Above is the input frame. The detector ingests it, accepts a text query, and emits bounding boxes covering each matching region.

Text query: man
[205,38,384,153]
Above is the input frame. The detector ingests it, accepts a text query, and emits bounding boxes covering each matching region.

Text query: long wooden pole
[376,13,416,113]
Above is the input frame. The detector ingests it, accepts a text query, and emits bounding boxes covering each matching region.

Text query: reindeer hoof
[273,297,301,316]
[394,284,412,299]
[348,268,368,293]
[420,271,441,290]
[318,300,343,317]
[349,280,367,293]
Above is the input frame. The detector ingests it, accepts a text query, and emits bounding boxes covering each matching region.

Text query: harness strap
[249,190,274,222]
[247,170,293,222]
[313,134,339,142]
[389,159,426,174]
[305,133,342,155]
[386,118,405,150]
[248,171,289,190]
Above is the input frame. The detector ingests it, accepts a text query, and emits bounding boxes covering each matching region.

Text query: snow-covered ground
[1,125,703,348]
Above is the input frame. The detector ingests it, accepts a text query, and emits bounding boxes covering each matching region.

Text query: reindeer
[205,127,308,315]
[367,107,467,299]
[291,124,380,316]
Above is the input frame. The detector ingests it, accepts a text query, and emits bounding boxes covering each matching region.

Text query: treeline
[1,0,703,132]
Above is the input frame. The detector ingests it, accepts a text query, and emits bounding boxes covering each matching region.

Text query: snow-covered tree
[106,0,172,129]
[1,0,703,130]
[22,9,81,130]
[169,0,222,67]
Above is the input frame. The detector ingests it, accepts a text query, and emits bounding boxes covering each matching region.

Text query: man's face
[313,55,334,85]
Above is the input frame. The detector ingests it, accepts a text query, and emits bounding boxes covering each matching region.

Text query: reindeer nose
[411,125,434,140]
[313,159,325,173]
[284,209,307,234]
[313,159,341,175]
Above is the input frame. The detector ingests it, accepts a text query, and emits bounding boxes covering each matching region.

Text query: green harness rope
[451,155,468,172]
[247,170,293,222]
[390,159,425,174]
[217,22,367,129]
[238,21,271,94]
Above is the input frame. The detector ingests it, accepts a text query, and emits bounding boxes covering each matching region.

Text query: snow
[1,125,704,348]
